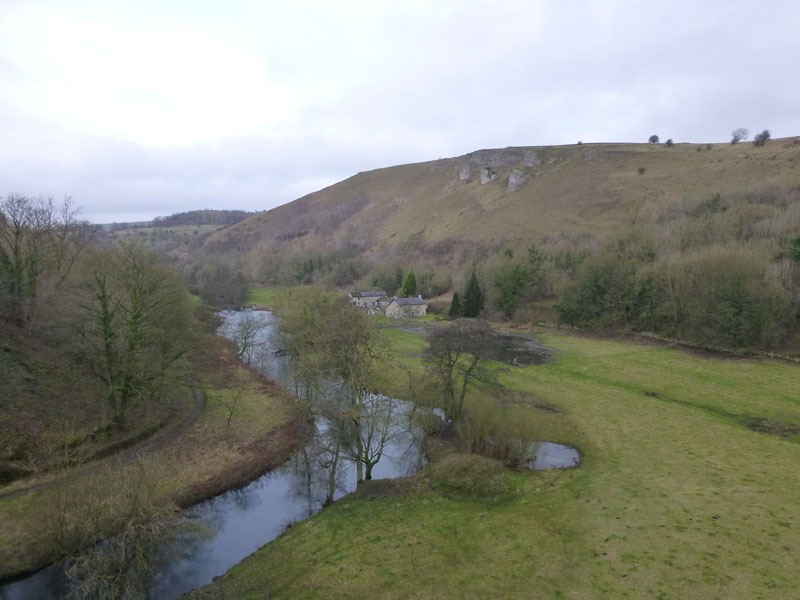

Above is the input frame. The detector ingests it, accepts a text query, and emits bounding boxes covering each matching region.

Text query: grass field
[189,328,800,599]
[247,286,296,309]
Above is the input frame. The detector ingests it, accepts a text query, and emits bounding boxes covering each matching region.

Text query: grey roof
[391,297,426,306]
[353,291,387,297]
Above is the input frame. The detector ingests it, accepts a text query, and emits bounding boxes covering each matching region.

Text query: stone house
[348,291,389,315]
[384,296,427,319]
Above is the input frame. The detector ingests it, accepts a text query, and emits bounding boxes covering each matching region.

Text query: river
[0,310,577,599]
[0,310,425,599]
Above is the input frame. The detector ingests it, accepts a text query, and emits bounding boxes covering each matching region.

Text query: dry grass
[200,138,800,276]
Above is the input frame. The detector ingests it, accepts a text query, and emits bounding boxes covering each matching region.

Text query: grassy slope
[202,139,800,268]
[189,329,800,600]
[0,330,305,579]
[0,321,188,492]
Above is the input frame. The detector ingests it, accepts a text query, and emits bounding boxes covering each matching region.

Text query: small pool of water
[525,442,581,470]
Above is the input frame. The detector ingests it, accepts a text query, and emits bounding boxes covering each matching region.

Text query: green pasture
[190,329,800,599]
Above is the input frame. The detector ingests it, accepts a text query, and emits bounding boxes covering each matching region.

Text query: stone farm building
[348,291,390,315]
[384,296,427,319]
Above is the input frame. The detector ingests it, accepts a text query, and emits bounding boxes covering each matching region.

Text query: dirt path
[0,382,207,502]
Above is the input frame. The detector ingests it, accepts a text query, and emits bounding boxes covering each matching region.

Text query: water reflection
[0,310,570,600]
[144,310,426,598]
[0,309,427,600]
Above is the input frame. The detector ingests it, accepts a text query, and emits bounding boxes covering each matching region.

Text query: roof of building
[351,291,387,297]
[390,297,426,306]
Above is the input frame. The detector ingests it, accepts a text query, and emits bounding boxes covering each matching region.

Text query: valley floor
[188,327,800,599]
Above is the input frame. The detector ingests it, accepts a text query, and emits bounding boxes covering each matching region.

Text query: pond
[395,322,552,367]
[526,441,581,470]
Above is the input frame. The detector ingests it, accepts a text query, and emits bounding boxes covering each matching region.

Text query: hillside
[201,138,800,266]
[186,138,800,352]
[105,209,255,230]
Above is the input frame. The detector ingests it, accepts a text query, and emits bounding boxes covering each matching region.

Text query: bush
[456,397,542,468]
[753,129,771,147]
[666,138,674,146]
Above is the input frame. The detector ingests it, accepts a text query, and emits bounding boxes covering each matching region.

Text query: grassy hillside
[202,138,800,266]
[188,138,800,351]
[189,327,800,600]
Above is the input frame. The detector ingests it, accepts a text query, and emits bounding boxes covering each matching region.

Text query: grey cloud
[1,0,799,223]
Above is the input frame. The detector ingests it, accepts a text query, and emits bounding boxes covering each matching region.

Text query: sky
[1,0,798,223]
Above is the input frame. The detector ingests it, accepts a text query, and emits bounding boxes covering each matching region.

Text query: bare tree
[730,128,749,144]
[228,312,269,363]
[41,459,185,600]
[278,288,389,484]
[0,195,91,326]
[78,242,192,428]
[424,319,501,420]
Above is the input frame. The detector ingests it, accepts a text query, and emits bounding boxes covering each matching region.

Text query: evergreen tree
[461,269,485,318]
[402,270,417,297]
[448,291,462,317]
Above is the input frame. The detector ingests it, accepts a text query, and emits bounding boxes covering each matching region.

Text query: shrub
[753,129,771,147]
[666,138,674,146]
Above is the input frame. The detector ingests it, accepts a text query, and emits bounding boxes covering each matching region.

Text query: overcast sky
[1,0,798,223]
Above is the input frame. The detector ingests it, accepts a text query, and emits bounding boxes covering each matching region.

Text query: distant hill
[103,209,256,230]
[185,138,800,351]
[200,138,800,265]
[151,209,257,227]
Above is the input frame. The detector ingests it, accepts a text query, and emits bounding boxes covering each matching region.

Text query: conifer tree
[461,269,485,318]
[402,270,417,297]
[448,291,462,317]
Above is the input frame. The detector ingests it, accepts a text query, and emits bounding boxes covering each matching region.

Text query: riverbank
[188,326,800,599]
[0,326,310,582]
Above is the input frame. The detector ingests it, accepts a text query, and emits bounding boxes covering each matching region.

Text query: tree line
[479,185,800,350]
[1,195,193,429]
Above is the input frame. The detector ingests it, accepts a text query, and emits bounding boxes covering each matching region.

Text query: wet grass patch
[740,416,799,438]
[644,390,799,440]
